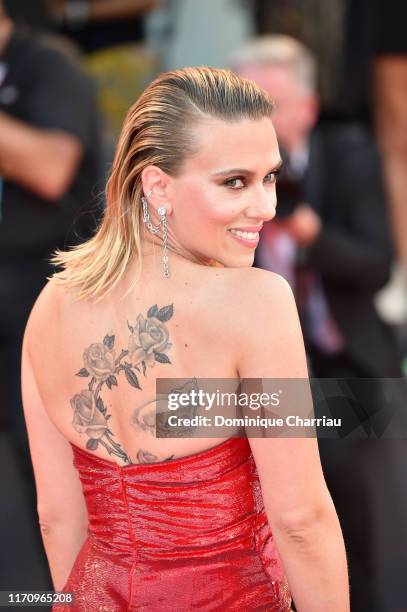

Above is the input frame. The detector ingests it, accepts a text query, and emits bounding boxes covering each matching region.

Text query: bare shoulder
[218,266,297,328]
[221,267,308,379]
[234,266,292,300]
[23,278,80,358]
[217,265,292,300]
[24,279,60,351]
[217,268,294,314]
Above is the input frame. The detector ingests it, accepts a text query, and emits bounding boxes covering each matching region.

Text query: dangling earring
[141,191,170,278]
[158,206,170,278]
[141,190,159,233]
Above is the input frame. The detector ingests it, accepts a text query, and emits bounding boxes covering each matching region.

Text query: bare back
[30,255,246,466]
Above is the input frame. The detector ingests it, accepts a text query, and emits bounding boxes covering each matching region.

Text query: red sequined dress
[54,436,292,611]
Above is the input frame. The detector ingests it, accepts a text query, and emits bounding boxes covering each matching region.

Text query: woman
[21,67,349,611]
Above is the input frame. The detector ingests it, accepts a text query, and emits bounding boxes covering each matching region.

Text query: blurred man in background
[232,34,400,381]
[232,35,405,612]
[0,0,101,476]
[0,0,101,588]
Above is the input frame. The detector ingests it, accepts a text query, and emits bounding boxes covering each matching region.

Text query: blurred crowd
[0,1,406,611]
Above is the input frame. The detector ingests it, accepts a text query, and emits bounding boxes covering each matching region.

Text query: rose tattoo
[71,303,174,463]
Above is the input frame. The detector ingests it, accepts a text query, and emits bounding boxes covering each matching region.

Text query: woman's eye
[225,177,245,189]
[264,171,279,184]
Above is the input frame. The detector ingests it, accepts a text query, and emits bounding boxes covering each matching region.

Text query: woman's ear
[141,165,173,215]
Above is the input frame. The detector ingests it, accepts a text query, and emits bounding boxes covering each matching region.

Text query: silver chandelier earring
[141,190,170,278]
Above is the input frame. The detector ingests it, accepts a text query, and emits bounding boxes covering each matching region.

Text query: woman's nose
[248,187,277,222]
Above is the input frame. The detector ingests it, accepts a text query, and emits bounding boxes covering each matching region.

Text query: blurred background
[0,1,406,611]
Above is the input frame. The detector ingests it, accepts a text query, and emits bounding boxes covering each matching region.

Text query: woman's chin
[221,254,255,268]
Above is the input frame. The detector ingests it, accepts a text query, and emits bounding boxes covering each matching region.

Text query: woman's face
[167,116,281,268]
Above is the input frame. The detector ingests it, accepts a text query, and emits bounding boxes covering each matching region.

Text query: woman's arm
[236,268,350,612]
[21,294,88,591]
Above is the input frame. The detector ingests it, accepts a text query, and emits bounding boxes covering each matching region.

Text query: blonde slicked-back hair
[49,66,274,303]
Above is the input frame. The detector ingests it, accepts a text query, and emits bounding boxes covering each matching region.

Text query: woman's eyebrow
[211,159,283,177]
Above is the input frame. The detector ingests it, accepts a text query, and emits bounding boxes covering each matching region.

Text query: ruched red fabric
[54,436,292,611]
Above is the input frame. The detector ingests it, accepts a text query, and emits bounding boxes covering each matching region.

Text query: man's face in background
[237,63,319,153]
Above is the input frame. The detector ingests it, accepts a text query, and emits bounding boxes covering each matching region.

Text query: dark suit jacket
[302,124,401,377]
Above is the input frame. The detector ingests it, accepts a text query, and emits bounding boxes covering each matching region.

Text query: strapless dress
[54,436,292,611]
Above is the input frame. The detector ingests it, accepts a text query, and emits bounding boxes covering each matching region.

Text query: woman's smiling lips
[227,225,263,247]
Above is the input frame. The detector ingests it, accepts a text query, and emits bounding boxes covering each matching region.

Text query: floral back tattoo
[70,303,174,464]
